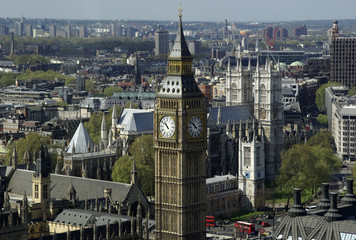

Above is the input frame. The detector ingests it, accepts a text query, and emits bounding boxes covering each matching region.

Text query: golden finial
[178,2,183,18]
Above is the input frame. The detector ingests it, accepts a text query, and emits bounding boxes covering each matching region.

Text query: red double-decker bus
[206,216,215,227]
[235,221,255,234]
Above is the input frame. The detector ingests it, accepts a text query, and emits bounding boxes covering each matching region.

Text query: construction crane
[266,27,279,50]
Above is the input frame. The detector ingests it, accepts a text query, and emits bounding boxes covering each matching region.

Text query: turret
[101,112,108,148]
[12,144,17,169]
[131,158,138,185]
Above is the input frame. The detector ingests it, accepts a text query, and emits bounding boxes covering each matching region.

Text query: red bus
[235,221,255,234]
[206,216,215,227]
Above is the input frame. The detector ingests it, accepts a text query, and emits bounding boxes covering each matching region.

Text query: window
[35,184,39,199]
[244,147,251,167]
[256,147,261,166]
[43,184,48,199]
[260,84,267,103]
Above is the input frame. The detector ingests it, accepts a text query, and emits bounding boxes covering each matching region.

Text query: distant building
[154,29,169,56]
[330,36,356,88]
[79,26,86,38]
[15,22,24,36]
[294,25,307,37]
[262,26,274,40]
[188,40,201,55]
[49,25,56,37]
[277,27,288,38]
[0,24,9,35]
[25,24,32,37]
[64,25,71,39]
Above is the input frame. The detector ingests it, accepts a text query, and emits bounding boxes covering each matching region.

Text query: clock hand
[164,123,169,130]
[192,122,197,129]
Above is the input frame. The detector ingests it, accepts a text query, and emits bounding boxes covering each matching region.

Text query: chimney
[341,178,356,205]
[317,183,330,210]
[288,188,306,217]
[324,192,343,222]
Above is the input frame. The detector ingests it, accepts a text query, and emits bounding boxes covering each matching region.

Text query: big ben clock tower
[154,8,207,240]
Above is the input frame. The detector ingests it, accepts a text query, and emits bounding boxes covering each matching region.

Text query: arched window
[231,83,237,102]
[260,84,267,103]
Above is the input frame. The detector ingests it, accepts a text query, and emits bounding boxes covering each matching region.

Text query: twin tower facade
[226,58,283,209]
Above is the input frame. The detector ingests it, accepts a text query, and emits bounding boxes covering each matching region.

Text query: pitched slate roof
[208,105,253,125]
[118,109,153,132]
[54,209,155,229]
[8,169,132,203]
[66,122,94,154]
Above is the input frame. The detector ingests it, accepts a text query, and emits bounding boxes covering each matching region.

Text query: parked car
[262,221,270,227]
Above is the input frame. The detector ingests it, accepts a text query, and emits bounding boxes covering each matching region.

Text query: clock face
[188,116,203,138]
[159,116,175,138]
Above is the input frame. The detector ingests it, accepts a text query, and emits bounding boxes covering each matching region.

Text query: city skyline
[1,0,356,22]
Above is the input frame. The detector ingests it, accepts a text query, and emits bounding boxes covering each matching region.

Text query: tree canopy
[316,114,328,126]
[8,54,49,65]
[276,131,341,207]
[5,133,58,170]
[84,105,121,145]
[315,81,341,112]
[111,134,154,196]
[99,86,123,97]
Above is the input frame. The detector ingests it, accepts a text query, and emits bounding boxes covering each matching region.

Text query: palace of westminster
[0,9,289,240]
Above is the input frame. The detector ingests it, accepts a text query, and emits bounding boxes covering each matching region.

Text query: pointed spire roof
[23,143,30,163]
[12,144,17,168]
[131,158,138,184]
[66,122,94,154]
[55,159,60,174]
[157,7,202,99]
[101,112,107,131]
[112,104,117,123]
[217,106,221,125]
[168,7,191,60]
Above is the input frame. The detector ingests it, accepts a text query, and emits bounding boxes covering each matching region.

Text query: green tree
[0,72,17,86]
[85,79,96,92]
[101,86,123,97]
[315,81,340,112]
[6,133,52,165]
[111,134,154,196]
[349,87,356,96]
[8,54,49,65]
[277,132,341,207]
[84,105,122,145]
[84,112,102,144]
[65,77,77,86]
[316,114,328,126]
[307,131,334,149]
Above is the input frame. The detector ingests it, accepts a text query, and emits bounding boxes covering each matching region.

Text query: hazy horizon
[1,0,355,22]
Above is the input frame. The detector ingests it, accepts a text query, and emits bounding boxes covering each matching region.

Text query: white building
[325,86,356,161]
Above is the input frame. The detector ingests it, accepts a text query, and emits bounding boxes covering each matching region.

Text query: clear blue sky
[1,0,355,22]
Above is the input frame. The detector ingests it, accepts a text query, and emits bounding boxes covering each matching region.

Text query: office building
[330,35,356,88]
[49,25,56,37]
[64,25,71,39]
[25,24,32,37]
[294,25,307,37]
[15,22,24,36]
[154,29,169,56]
[325,85,356,161]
